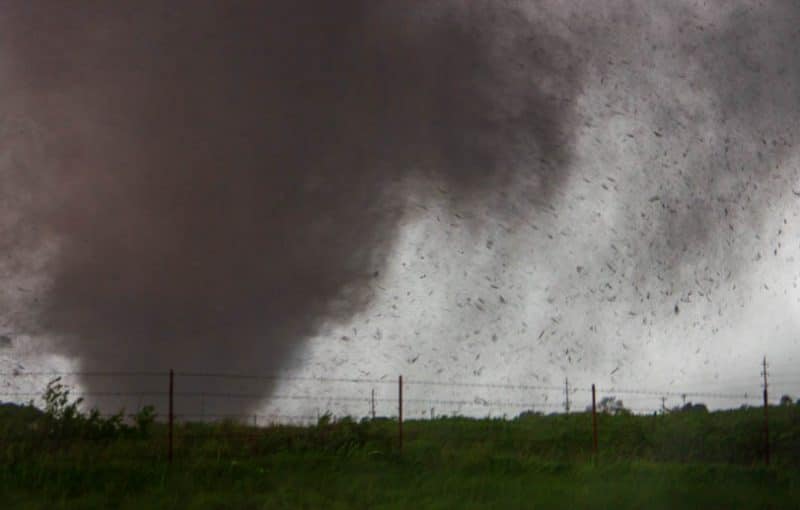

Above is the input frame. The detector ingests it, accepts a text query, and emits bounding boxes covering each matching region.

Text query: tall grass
[2,385,800,508]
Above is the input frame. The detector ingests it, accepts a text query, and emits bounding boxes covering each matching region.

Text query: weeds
[1,382,800,507]
[5,378,157,446]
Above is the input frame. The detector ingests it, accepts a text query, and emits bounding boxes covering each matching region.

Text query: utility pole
[661,396,667,414]
[762,356,770,466]
[371,388,376,420]
[564,377,570,413]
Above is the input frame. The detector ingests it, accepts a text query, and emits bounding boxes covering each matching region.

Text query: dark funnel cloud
[0,1,583,412]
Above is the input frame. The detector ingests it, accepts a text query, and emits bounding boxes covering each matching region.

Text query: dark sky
[2,1,799,414]
[0,1,585,411]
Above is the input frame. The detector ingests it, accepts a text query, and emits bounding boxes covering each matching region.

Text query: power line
[594,387,759,400]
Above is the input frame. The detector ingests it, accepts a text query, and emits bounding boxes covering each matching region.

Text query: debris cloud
[2,1,800,413]
[0,1,582,411]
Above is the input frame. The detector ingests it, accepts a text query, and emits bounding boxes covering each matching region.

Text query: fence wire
[0,368,785,424]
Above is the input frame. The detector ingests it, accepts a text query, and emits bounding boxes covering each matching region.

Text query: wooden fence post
[398,375,403,453]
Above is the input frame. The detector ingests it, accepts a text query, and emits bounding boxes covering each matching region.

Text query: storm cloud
[1,1,799,414]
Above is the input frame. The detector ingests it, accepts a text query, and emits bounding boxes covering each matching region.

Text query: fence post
[398,375,403,453]
[762,356,770,466]
[168,369,174,464]
[591,384,598,461]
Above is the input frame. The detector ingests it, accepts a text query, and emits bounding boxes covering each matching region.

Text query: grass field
[2,393,800,508]
[3,451,798,509]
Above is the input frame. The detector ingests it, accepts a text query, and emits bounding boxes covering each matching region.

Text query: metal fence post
[591,384,598,460]
[168,369,174,464]
[762,357,770,466]
[398,375,403,453]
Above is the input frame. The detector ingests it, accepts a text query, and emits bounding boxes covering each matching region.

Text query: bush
[26,378,158,442]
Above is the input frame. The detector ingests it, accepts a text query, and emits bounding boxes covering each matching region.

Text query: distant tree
[598,396,629,415]
[780,395,794,407]
[680,402,708,413]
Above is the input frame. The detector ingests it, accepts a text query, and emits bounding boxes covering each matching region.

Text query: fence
[0,356,793,465]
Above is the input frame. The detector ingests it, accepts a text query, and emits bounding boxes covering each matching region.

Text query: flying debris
[1,0,800,418]
[0,1,584,413]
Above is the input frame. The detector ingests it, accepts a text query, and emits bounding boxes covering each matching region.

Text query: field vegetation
[1,380,800,508]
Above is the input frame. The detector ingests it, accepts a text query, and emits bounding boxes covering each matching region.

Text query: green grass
[2,405,800,508]
[3,454,798,510]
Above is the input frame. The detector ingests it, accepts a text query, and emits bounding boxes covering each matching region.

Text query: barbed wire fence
[0,357,792,464]
[0,369,789,423]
